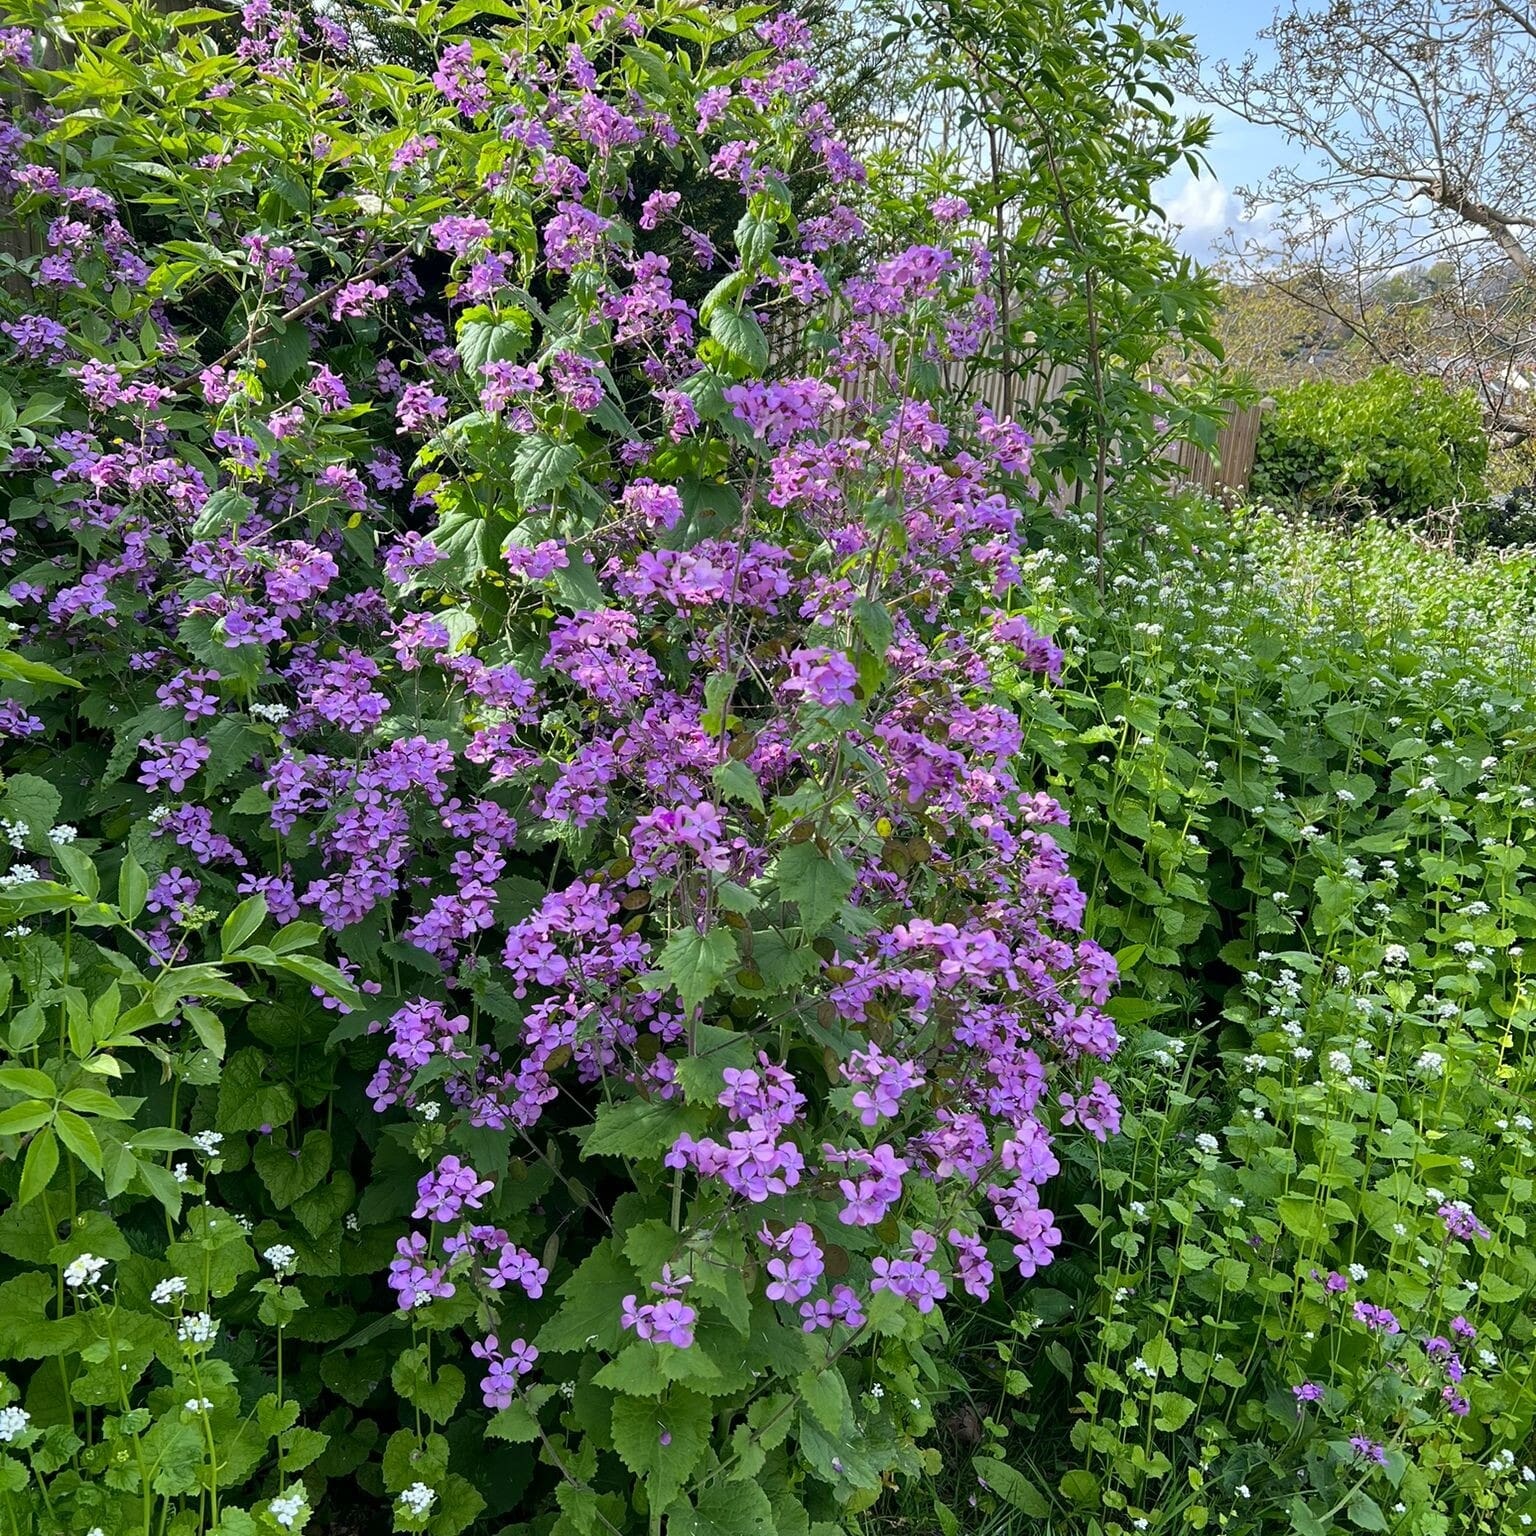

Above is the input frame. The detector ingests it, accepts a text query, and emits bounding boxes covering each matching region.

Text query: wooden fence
[776,312,1265,497]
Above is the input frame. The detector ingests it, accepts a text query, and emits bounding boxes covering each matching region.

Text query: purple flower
[412,1155,494,1222]
[396,382,448,434]
[1353,1301,1401,1335]
[1349,1435,1388,1467]
[782,646,858,709]
[1292,1382,1324,1405]
[1438,1202,1491,1242]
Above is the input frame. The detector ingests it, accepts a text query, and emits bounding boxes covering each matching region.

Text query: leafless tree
[1193,0,1536,446]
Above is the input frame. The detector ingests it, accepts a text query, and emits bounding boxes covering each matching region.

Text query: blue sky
[1155,0,1291,262]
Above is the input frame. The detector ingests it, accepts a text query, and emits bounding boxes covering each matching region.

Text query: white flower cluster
[264,1243,297,1277]
[151,1275,189,1305]
[63,1253,109,1291]
[270,1490,307,1529]
[399,1483,437,1517]
[177,1311,219,1346]
[0,1406,30,1443]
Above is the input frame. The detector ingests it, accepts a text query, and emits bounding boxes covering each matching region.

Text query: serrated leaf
[774,842,855,933]
[610,1389,711,1510]
[512,434,582,505]
[711,759,763,812]
[581,1098,707,1162]
[658,927,737,1012]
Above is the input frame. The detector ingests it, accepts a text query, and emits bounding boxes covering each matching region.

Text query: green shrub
[1251,368,1489,520]
[894,499,1536,1536]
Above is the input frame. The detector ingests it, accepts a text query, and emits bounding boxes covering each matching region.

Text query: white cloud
[1156,173,1274,259]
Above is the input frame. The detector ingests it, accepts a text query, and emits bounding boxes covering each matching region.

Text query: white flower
[264,1244,297,1277]
[1415,1050,1445,1077]
[399,1483,436,1517]
[173,1162,191,1184]
[63,1254,109,1291]
[1348,1264,1368,1282]
[250,701,292,723]
[178,1312,218,1346]
[192,1130,225,1158]
[184,1397,214,1412]
[1237,1485,1251,1498]
[48,824,77,844]
[270,1491,306,1529]
[1335,788,1356,803]
[1242,1052,1268,1072]
[420,1101,441,1122]
[344,1213,359,1232]
[2,818,28,849]
[869,1383,884,1399]
[1194,1133,1219,1156]
[1327,1051,1352,1073]
[1393,1223,1407,1237]
[151,1276,189,1305]
[1382,944,1410,967]
[0,1406,30,1443]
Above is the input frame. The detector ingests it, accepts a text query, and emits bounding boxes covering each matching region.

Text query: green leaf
[1152,1391,1195,1431]
[456,307,532,373]
[118,853,148,922]
[711,760,763,812]
[221,893,268,956]
[1140,1335,1178,1377]
[851,596,893,654]
[55,1112,102,1177]
[798,1367,850,1434]
[1,774,62,845]
[0,651,79,689]
[975,1457,1051,1517]
[1347,1495,1389,1532]
[512,434,582,505]
[582,1099,706,1162]
[774,842,856,933]
[707,306,769,372]
[658,927,737,1012]
[1289,1496,1329,1536]
[216,1047,296,1134]
[668,1480,775,1536]
[391,1346,465,1425]
[610,1388,712,1510]
[0,1066,56,1098]
[0,1102,52,1136]
[19,1127,58,1205]
[535,1241,635,1354]
[253,1130,332,1208]
[191,487,253,540]
[1275,1195,1328,1243]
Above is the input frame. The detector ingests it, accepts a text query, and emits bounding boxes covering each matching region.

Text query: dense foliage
[1250,368,1489,523]
[0,3,1119,1534]
[915,500,1536,1536]
[3,2,1534,1536]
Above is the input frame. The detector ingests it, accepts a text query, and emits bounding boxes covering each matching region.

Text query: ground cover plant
[0,2,1125,1533]
[904,500,1536,1536]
